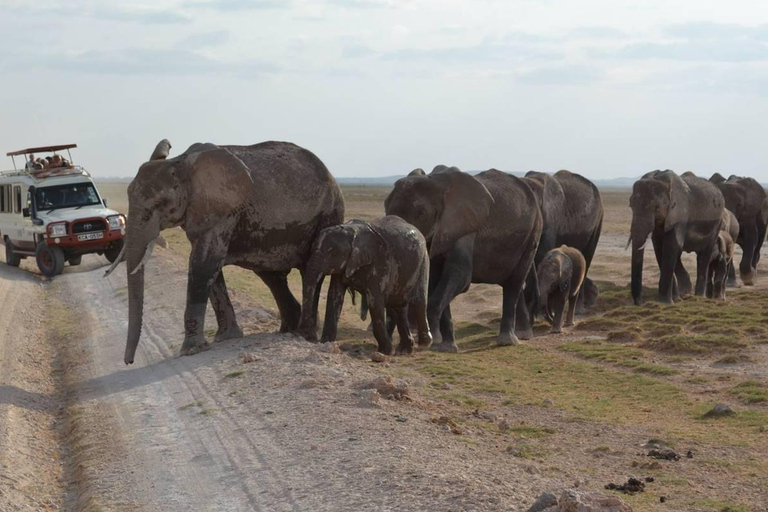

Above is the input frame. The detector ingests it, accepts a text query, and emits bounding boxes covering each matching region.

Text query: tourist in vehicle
[25,154,36,170]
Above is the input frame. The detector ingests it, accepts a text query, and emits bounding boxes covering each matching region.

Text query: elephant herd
[112,140,767,364]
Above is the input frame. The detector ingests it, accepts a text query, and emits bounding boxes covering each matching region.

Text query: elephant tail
[359,293,369,321]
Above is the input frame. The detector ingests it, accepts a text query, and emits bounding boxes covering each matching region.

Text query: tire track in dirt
[0,265,63,511]
[48,253,304,511]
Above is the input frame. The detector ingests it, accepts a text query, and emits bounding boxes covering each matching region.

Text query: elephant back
[716,176,767,223]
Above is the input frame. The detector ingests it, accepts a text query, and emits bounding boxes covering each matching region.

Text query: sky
[2,0,768,180]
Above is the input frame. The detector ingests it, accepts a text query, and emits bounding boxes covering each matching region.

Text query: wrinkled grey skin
[123,140,344,364]
[629,170,724,305]
[706,230,735,301]
[385,166,543,351]
[537,245,586,334]
[709,173,767,286]
[298,216,431,355]
[519,170,603,332]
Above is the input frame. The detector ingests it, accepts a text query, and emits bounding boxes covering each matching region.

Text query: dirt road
[0,251,559,511]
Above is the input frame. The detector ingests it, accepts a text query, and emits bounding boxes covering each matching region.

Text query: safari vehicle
[0,144,125,277]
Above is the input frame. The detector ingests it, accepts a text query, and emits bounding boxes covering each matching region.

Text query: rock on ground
[531,489,633,512]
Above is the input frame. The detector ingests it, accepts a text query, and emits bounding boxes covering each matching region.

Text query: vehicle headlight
[107,215,125,230]
[49,223,67,237]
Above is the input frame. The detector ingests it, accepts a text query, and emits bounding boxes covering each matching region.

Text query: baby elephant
[298,216,432,355]
[706,231,735,301]
[537,245,586,334]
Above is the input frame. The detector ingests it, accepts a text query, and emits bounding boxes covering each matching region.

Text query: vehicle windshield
[35,182,101,211]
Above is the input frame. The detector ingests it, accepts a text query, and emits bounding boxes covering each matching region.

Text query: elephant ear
[662,172,689,247]
[184,147,254,234]
[710,172,726,184]
[344,226,385,279]
[409,168,426,176]
[429,171,494,257]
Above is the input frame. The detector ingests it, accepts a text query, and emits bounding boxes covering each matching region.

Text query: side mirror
[22,207,30,218]
[103,199,108,208]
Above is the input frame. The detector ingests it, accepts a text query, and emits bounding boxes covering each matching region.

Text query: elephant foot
[180,336,209,356]
[726,279,740,289]
[377,344,395,356]
[575,305,587,316]
[214,325,244,343]
[549,328,563,335]
[516,327,533,341]
[416,332,433,350]
[497,332,520,346]
[564,320,575,328]
[741,273,756,286]
[431,341,459,353]
[396,342,415,356]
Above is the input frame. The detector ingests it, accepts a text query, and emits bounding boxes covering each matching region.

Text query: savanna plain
[1,183,766,512]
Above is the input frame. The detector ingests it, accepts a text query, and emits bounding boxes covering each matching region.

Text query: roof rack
[0,165,91,181]
[7,144,77,157]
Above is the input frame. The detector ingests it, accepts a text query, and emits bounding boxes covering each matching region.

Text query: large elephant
[297,216,431,355]
[384,166,543,352]
[519,170,603,329]
[114,140,345,364]
[709,173,768,286]
[629,170,724,305]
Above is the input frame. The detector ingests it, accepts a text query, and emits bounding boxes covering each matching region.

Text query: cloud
[327,0,408,8]
[662,22,768,41]
[182,0,289,11]
[515,64,605,85]
[342,44,377,59]
[177,30,231,49]
[37,48,278,78]
[3,3,189,24]
[568,26,628,40]
[619,39,768,62]
[382,40,562,64]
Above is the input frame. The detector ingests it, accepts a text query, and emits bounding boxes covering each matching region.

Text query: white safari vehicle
[1,144,125,277]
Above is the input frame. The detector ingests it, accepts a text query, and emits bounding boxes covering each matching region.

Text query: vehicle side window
[14,186,21,214]
[1,185,10,213]
[0,185,4,212]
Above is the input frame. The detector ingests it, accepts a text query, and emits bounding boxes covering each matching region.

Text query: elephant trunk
[537,272,557,323]
[630,219,653,305]
[298,253,327,341]
[125,212,160,365]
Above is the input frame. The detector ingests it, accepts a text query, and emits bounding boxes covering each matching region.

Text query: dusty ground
[0,183,765,511]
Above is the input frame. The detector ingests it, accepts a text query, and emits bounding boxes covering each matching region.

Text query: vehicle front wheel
[36,241,65,277]
[68,255,82,266]
[105,240,123,264]
[5,240,21,267]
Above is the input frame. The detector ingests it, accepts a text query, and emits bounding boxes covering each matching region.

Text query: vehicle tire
[5,240,21,267]
[68,255,82,266]
[105,240,124,264]
[35,241,65,277]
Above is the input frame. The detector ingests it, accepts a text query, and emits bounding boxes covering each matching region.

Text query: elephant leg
[740,225,758,286]
[658,236,679,304]
[498,283,523,346]
[705,261,715,299]
[675,257,693,297]
[753,221,767,271]
[694,250,711,296]
[411,299,432,349]
[565,293,578,327]
[181,237,228,356]
[726,260,738,288]
[368,294,393,355]
[431,305,457,353]
[549,294,566,334]
[428,238,473,351]
[393,306,415,355]
[577,222,602,315]
[514,269,536,341]
[257,271,301,332]
[320,275,345,343]
[209,271,244,343]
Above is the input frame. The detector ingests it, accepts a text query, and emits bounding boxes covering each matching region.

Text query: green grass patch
[507,426,557,438]
[730,380,768,404]
[225,370,245,379]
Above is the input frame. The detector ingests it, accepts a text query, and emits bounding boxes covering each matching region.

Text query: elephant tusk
[130,240,155,276]
[638,235,651,251]
[103,244,126,278]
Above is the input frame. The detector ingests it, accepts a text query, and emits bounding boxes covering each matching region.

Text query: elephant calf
[706,231,735,301]
[537,245,586,334]
[298,216,432,355]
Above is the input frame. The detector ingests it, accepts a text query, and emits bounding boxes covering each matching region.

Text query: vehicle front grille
[72,219,106,234]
